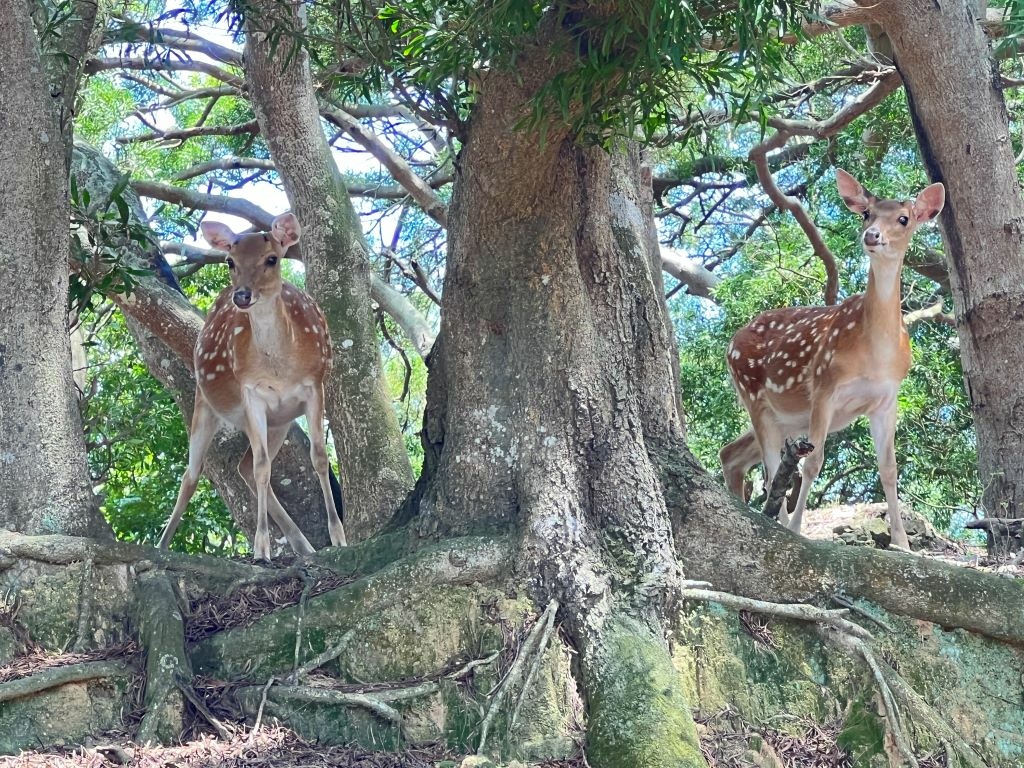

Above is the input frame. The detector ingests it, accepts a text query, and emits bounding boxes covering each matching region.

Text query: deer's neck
[247,296,293,359]
[862,253,905,343]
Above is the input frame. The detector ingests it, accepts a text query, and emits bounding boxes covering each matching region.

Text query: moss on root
[586,614,706,768]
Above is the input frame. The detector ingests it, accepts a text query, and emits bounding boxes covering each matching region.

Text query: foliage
[68,175,160,315]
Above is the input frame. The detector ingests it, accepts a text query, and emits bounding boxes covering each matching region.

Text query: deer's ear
[271,213,302,249]
[836,168,876,214]
[200,221,235,251]
[913,183,945,222]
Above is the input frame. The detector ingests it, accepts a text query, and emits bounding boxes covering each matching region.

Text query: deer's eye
[862,210,870,221]
[226,258,235,270]
[266,256,278,267]
[898,215,909,226]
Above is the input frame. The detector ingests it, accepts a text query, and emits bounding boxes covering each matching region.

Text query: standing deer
[158,213,347,560]
[720,169,945,550]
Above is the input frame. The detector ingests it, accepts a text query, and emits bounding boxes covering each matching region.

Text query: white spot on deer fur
[816,365,823,375]
[747,359,755,368]
[206,373,216,380]
[304,327,311,333]
[215,365,225,372]
[340,339,354,349]
[234,326,243,335]
[755,325,765,332]
[769,321,776,329]
[730,348,741,360]
[846,321,856,329]
[781,352,789,360]
[785,376,794,389]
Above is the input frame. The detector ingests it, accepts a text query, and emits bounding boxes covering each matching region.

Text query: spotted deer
[719,169,945,550]
[158,213,347,560]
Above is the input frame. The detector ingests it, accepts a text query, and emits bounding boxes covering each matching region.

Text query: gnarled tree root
[133,570,191,745]
[584,612,706,768]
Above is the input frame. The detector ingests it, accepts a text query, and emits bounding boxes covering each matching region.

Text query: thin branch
[903,299,956,328]
[133,180,274,227]
[172,156,275,181]
[322,107,449,227]
[116,119,258,146]
[84,55,243,88]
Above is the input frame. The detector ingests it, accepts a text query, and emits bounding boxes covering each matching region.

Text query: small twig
[478,599,559,755]
[249,677,276,738]
[830,594,896,633]
[763,439,814,520]
[174,676,232,739]
[680,588,873,641]
[446,651,501,680]
[287,629,354,684]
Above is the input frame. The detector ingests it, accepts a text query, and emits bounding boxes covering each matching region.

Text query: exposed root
[237,678,442,736]
[0,530,264,589]
[174,676,233,739]
[0,659,131,703]
[681,587,873,641]
[286,628,354,684]
[685,580,987,767]
[72,558,95,653]
[133,571,191,745]
[478,599,559,755]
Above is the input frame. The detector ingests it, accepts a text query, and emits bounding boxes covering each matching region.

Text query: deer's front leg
[243,389,273,561]
[868,404,909,550]
[788,401,833,534]
[160,392,219,550]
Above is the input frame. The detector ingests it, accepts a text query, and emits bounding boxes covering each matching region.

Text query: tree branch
[83,55,243,88]
[322,107,449,228]
[748,70,902,305]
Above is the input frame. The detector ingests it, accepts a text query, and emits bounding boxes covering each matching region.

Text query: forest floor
[1,504,1019,768]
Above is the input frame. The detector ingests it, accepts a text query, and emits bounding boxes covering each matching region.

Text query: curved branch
[116,119,258,145]
[104,24,243,66]
[748,71,903,305]
[83,55,243,88]
[322,107,449,228]
[132,180,274,227]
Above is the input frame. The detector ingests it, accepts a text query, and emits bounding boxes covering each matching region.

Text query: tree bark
[873,0,1024,518]
[0,0,103,536]
[243,0,413,541]
[410,24,702,767]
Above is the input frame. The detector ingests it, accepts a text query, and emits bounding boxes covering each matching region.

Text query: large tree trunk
[874,0,1024,518]
[243,0,414,542]
[0,0,103,536]
[411,27,703,768]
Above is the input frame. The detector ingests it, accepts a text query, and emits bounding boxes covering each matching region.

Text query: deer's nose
[233,288,253,308]
[863,228,884,247]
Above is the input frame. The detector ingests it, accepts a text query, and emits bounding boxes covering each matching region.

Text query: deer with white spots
[719,169,945,550]
[158,213,346,560]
